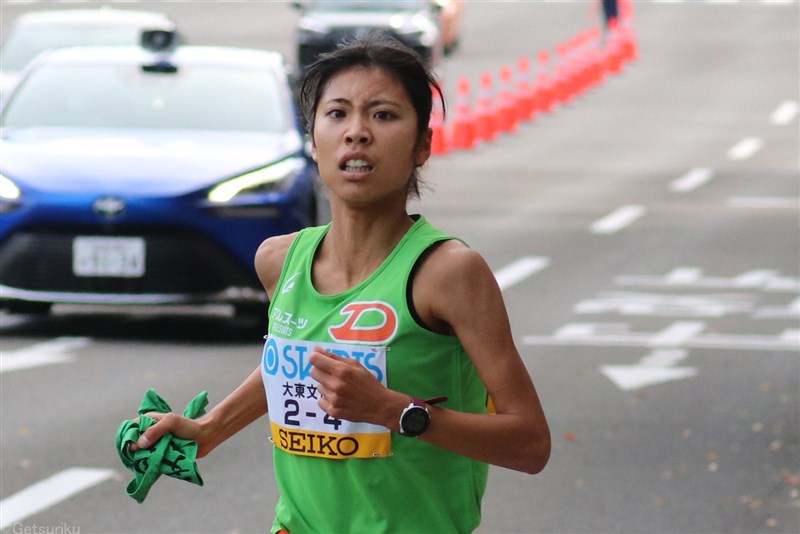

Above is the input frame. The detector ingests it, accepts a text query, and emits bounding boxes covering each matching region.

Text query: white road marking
[727,136,763,160]
[728,196,799,209]
[755,296,800,319]
[522,322,800,352]
[575,291,755,317]
[647,321,707,347]
[600,349,698,391]
[0,337,91,373]
[494,256,550,291]
[0,468,116,529]
[770,100,799,125]
[616,268,800,292]
[670,167,714,193]
[590,205,645,234]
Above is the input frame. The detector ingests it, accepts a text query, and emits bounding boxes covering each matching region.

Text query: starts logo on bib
[328,301,398,345]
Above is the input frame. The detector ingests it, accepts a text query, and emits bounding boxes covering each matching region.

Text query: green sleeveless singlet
[263,216,489,533]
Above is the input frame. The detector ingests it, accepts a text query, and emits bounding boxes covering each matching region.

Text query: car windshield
[309,1,428,11]
[1,26,145,71]
[1,63,288,132]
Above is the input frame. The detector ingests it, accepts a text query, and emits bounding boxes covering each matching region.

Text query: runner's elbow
[518,428,551,475]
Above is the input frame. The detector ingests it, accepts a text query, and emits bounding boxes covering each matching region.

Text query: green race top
[263,215,489,533]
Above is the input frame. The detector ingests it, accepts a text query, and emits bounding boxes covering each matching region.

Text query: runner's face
[311,66,430,208]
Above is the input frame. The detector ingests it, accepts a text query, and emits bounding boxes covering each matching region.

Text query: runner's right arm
[131,233,295,457]
[133,367,267,458]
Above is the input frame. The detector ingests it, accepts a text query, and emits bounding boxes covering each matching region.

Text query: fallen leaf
[780,469,799,486]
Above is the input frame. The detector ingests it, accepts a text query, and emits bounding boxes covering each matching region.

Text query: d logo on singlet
[328,301,398,344]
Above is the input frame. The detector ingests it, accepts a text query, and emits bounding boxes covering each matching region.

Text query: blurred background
[1,1,798,533]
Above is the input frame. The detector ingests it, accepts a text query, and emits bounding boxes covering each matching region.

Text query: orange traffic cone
[587,26,608,89]
[475,72,498,142]
[574,31,598,97]
[516,55,536,122]
[429,86,448,156]
[552,43,574,105]
[534,50,555,114]
[605,18,625,75]
[497,66,518,133]
[449,77,477,150]
[618,1,639,64]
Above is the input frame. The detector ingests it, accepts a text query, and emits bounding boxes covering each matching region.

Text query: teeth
[344,159,371,172]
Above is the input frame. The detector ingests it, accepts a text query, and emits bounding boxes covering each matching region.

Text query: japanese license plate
[72,236,145,278]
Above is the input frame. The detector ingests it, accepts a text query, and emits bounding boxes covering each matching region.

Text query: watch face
[402,406,430,436]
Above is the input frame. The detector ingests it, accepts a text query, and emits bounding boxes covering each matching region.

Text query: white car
[0,8,179,98]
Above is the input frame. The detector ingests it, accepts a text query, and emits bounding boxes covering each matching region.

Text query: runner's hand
[129,412,209,457]
[309,347,405,429]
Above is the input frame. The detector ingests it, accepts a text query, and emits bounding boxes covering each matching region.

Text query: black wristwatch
[399,397,430,437]
[399,396,447,437]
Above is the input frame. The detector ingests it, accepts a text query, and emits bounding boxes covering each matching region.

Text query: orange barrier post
[449,77,477,150]
[474,72,498,142]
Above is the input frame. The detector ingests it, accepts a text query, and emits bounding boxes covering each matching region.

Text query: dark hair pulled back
[298,32,446,199]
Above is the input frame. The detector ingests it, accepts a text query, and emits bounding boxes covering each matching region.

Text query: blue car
[0,33,325,317]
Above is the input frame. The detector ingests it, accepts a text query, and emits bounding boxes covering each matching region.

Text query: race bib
[261,335,391,459]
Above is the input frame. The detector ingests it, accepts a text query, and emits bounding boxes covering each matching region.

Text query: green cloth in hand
[116,389,208,503]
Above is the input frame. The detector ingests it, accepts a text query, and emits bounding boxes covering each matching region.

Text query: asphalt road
[1,1,798,533]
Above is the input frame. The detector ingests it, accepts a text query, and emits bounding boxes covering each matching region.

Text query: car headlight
[0,174,22,213]
[0,174,20,200]
[207,157,305,203]
[391,14,439,47]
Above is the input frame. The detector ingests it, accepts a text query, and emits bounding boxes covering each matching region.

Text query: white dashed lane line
[727,137,764,161]
[770,100,799,125]
[0,468,116,529]
[494,256,551,291]
[670,167,714,193]
[590,205,646,235]
[0,337,91,373]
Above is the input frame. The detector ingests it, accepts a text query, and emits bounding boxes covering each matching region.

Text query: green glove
[116,389,208,503]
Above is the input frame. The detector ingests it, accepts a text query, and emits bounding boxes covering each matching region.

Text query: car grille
[0,230,257,296]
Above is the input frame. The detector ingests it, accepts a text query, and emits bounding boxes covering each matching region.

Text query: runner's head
[299,32,445,199]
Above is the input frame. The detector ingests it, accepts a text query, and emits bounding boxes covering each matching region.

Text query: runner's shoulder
[255,232,299,295]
